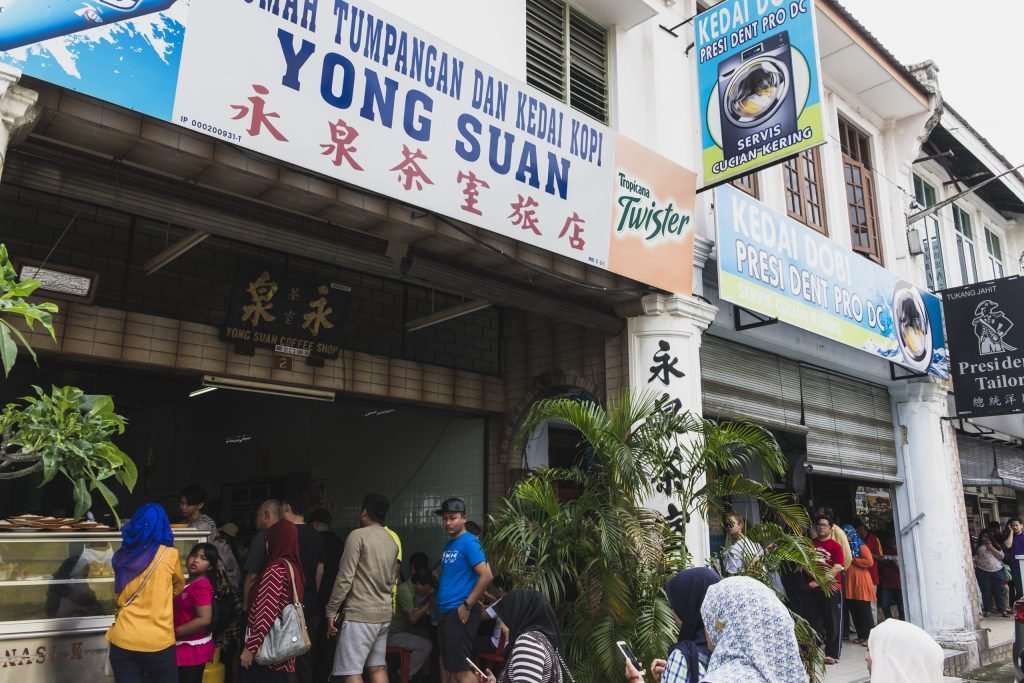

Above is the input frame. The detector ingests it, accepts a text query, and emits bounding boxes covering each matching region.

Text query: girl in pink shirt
[174,543,218,683]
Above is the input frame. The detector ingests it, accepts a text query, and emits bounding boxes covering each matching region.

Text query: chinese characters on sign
[0,0,698,294]
[943,276,1024,417]
[648,339,685,416]
[224,268,349,358]
[643,338,689,534]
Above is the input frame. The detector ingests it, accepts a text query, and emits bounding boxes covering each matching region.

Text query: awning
[958,432,1024,490]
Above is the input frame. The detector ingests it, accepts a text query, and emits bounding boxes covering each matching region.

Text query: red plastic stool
[386,645,411,683]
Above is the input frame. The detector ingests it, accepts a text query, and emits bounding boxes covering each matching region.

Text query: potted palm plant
[486,390,828,682]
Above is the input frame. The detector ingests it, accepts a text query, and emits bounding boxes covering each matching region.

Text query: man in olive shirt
[326,493,400,683]
[386,569,435,678]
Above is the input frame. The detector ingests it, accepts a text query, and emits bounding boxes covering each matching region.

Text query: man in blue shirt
[435,497,493,682]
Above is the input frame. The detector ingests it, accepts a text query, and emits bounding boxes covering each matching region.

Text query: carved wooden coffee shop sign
[222,267,350,359]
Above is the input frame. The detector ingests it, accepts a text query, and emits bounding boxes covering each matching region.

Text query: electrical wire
[35,210,80,274]
[389,417,454,505]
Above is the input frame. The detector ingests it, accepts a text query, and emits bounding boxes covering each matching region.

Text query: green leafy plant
[1,387,136,521]
[486,391,828,682]
[0,244,136,524]
[0,243,58,377]
[483,393,827,683]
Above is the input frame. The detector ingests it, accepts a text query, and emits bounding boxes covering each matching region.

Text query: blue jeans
[108,643,176,683]
[976,567,1008,613]
[878,587,903,620]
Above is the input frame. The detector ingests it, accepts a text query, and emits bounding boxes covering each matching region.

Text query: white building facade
[1,0,1023,670]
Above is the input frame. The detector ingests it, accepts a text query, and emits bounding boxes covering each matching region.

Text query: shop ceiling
[7,81,645,335]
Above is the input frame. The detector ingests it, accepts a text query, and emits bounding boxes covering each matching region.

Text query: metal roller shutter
[701,336,898,478]
[958,433,1024,489]
[800,367,898,477]
[701,337,804,432]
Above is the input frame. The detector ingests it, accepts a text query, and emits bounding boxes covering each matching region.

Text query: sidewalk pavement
[980,613,1015,647]
[821,637,973,683]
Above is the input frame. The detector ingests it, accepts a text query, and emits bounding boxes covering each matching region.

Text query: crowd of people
[102,488,529,683]
[102,489,950,683]
[621,568,944,683]
[972,516,1024,617]
[717,505,907,668]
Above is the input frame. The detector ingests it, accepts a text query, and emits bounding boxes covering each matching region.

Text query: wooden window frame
[731,172,759,198]
[839,118,882,263]
[784,147,827,234]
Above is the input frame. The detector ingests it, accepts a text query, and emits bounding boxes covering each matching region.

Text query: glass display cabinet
[0,529,207,681]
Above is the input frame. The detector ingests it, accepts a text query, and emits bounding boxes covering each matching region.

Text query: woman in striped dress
[474,590,573,683]
[240,519,305,681]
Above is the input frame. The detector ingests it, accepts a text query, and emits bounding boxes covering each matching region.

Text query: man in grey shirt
[326,493,400,683]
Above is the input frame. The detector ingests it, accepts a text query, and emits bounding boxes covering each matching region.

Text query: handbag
[1003,563,1013,582]
[255,561,311,665]
[112,546,170,621]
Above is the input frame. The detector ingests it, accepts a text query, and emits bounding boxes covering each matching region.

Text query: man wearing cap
[435,497,492,683]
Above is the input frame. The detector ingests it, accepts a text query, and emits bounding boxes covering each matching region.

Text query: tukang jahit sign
[0,0,697,295]
[943,276,1024,418]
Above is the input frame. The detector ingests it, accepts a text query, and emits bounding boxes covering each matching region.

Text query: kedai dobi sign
[696,0,826,186]
[716,185,948,378]
[0,0,697,296]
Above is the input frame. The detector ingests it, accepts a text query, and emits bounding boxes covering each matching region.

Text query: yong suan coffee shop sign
[0,0,698,295]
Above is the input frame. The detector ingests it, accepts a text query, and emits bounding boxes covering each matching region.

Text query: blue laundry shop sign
[716,184,948,378]
[695,0,826,186]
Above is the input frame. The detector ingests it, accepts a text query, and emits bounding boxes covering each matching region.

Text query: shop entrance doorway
[0,356,487,574]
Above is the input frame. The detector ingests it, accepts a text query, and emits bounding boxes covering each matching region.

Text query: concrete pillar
[0,65,40,182]
[626,292,718,566]
[890,378,982,666]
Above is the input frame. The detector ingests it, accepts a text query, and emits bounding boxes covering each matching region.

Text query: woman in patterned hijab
[700,576,807,683]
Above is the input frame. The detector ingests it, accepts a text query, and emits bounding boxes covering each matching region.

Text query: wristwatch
[463,601,473,610]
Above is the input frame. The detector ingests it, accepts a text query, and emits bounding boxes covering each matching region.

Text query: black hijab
[665,568,721,682]
[493,590,562,655]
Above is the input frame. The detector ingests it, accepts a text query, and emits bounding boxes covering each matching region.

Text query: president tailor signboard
[716,184,948,378]
[0,0,696,295]
[695,0,825,186]
[943,276,1024,417]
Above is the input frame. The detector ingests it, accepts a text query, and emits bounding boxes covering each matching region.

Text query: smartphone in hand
[616,641,642,671]
[465,657,487,678]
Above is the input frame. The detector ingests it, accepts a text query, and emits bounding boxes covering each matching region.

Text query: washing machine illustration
[717,31,798,162]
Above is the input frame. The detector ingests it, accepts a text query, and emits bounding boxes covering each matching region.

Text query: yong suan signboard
[0,0,698,295]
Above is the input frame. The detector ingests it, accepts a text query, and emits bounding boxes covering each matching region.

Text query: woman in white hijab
[866,619,943,683]
[700,576,808,683]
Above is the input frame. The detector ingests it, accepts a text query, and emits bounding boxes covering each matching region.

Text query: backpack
[209,569,242,644]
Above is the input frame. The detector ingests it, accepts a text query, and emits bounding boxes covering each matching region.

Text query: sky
[837,0,1024,169]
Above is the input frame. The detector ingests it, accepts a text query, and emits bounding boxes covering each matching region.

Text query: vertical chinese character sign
[646,338,687,536]
[223,267,349,358]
